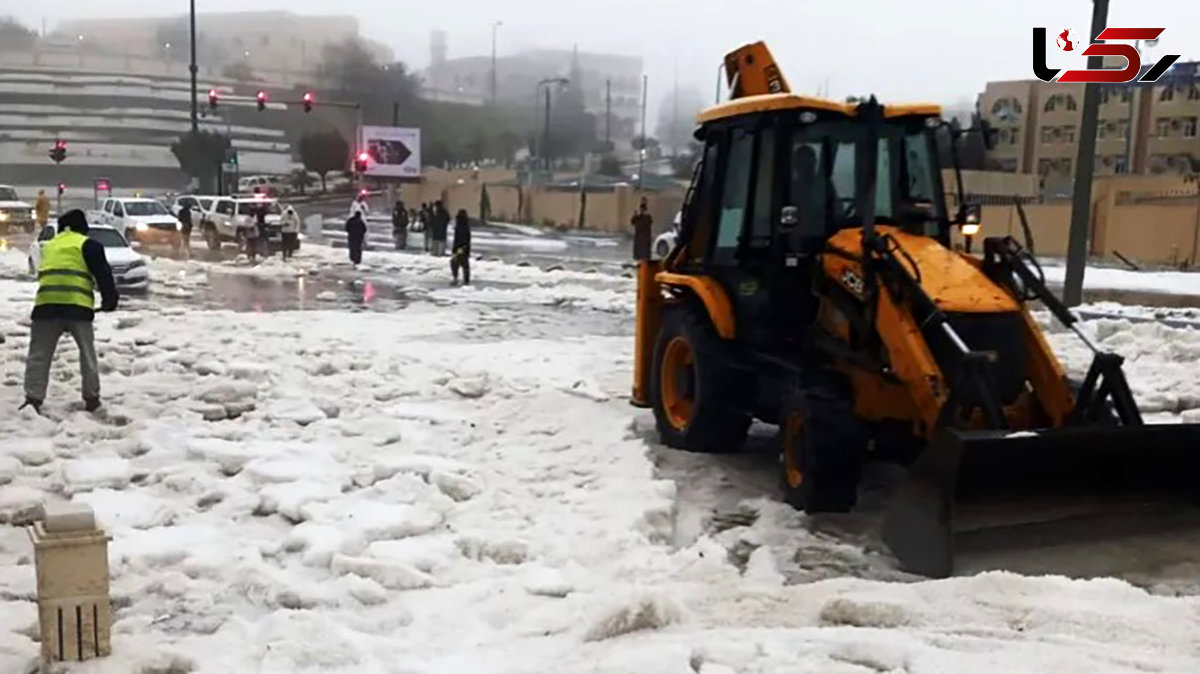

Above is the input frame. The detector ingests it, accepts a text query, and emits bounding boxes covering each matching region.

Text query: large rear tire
[651,304,750,453]
[779,372,866,513]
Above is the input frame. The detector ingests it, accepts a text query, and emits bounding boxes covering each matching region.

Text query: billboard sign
[359,126,422,179]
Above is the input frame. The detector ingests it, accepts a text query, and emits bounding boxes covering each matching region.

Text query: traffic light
[208,89,219,111]
[302,92,314,113]
[354,151,370,173]
[56,182,65,196]
[256,90,268,111]
[48,139,67,164]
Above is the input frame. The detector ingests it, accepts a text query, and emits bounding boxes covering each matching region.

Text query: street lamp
[491,21,503,107]
[535,77,569,170]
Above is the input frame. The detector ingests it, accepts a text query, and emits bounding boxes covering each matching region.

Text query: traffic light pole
[189,0,199,133]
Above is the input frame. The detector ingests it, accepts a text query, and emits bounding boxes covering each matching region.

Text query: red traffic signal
[354,151,370,173]
[302,92,314,113]
[48,139,67,164]
[56,182,66,195]
[208,88,219,110]
[256,90,268,111]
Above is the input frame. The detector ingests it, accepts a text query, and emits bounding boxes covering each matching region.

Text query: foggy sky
[12,0,1200,120]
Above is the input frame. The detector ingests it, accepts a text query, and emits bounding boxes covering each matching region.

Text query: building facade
[423,39,643,140]
[979,62,1200,180]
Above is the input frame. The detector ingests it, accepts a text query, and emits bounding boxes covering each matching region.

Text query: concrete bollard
[27,502,112,664]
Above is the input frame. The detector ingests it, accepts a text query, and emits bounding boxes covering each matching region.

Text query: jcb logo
[1033,27,1180,83]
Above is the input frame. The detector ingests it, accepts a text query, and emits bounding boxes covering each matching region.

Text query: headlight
[0,213,8,221]
[175,222,182,230]
[961,223,981,236]
[31,209,37,219]
[135,222,148,231]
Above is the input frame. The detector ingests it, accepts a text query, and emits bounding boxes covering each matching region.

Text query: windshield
[237,201,281,216]
[0,187,17,201]
[89,229,128,248]
[178,197,199,210]
[198,198,214,211]
[124,201,169,216]
[790,117,944,238]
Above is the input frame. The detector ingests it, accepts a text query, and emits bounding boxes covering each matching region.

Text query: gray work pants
[24,319,100,402]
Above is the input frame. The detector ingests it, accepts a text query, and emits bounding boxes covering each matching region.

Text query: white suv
[0,185,36,233]
[201,196,287,250]
[92,198,183,248]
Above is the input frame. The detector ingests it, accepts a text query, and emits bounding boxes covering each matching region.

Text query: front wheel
[779,373,866,513]
[651,304,750,453]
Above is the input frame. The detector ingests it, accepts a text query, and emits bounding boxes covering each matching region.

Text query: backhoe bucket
[882,424,1200,578]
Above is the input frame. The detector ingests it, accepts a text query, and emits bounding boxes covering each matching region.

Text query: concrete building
[52,12,393,85]
[423,37,643,140]
[979,62,1200,180]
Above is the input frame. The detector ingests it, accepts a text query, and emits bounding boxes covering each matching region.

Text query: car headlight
[128,259,146,269]
[31,209,37,219]
[135,222,148,231]
[0,212,8,221]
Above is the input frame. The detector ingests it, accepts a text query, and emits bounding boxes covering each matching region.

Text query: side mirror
[957,202,982,236]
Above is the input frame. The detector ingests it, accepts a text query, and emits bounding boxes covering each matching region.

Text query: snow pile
[1,258,1200,673]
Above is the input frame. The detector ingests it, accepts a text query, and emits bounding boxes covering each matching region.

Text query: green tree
[170,131,231,194]
[288,168,315,196]
[298,131,349,192]
[0,17,36,51]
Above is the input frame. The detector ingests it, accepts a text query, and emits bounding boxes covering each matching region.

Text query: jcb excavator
[631,42,1200,577]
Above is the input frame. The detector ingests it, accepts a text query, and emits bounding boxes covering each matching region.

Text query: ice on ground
[61,457,133,494]
[74,489,176,529]
[330,554,434,590]
[0,455,18,485]
[1,438,55,466]
[582,590,685,641]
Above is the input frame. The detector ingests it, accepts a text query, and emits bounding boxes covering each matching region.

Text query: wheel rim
[660,336,695,430]
[782,410,805,488]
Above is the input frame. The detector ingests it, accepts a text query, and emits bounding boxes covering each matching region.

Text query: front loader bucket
[882,424,1200,578]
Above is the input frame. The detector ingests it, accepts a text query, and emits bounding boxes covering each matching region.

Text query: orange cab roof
[696,93,942,124]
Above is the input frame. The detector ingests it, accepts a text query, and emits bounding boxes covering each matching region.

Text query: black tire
[205,225,221,251]
[779,372,866,513]
[651,304,750,453]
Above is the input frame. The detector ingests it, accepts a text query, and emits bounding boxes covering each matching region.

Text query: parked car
[29,224,149,292]
[0,184,36,233]
[653,211,682,259]
[236,175,281,197]
[201,195,292,251]
[91,198,183,248]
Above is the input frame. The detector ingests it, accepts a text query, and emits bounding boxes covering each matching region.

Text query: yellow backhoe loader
[631,42,1200,577]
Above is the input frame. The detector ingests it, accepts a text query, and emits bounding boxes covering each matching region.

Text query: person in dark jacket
[255,205,271,258]
[23,209,119,413]
[177,203,193,257]
[430,201,450,257]
[451,209,472,285]
[391,200,409,250]
[420,202,432,252]
[346,211,367,265]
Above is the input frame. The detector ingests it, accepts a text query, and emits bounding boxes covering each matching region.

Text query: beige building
[980,63,1200,180]
[55,12,393,83]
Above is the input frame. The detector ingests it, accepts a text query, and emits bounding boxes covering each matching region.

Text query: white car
[653,211,682,259]
[0,184,36,233]
[201,195,287,250]
[237,175,281,197]
[28,224,149,292]
[92,198,183,248]
[171,195,218,219]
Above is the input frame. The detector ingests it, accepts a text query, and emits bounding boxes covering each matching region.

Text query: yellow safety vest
[36,231,95,310]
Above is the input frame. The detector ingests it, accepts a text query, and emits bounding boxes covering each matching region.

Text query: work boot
[19,398,42,415]
[84,397,102,413]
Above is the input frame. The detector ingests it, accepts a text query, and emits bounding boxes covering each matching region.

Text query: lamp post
[490,21,503,107]
[535,77,569,171]
[189,0,198,133]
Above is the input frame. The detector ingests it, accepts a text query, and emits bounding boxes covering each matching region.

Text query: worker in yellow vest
[22,210,119,414]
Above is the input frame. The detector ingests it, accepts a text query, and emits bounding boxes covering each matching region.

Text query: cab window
[685,137,722,263]
[713,126,754,264]
[217,200,234,216]
[112,202,125,217]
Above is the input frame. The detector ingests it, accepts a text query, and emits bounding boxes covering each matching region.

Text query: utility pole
[543,87,552,171]
[638,74,648,190]
[1063,0,1110,307]
[605,79,612,146]
[188,0,199,133]
[535,77,569,171]
[491,21,503,107]
[1123,39,1140,174]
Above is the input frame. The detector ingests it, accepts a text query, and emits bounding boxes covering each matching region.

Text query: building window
[1043,95,1057,112]
[1114,156,1129,174]
[1190,86,1200,102]
[1120,88,1132,104]
[1041,126,1056,143]
[1117,120,1130,139]
[1010,128,1020,146]
[1160,86,1175,102]
[1061,125,1075,143]
[1156,118,1171,138]
[1149,155,1169,174]
[1097,123,1108,139]
[1183,117,1198,139]
[1065,95,1078,111]
[997,128,1010,144]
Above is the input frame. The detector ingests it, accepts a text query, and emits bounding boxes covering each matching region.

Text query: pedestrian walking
[255,205,271,258]
[350,192,370,219]
[631,197,654,260]
[242,214,260,263]
[392,200,409,250]
[346,211,367,265]
[177,203,194,258]
[451,209,472,285]
[280,205,300,261]
[430,201,450,257]
[420,203,432,252]
[34,189,51,228]
[22,209,119,414]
